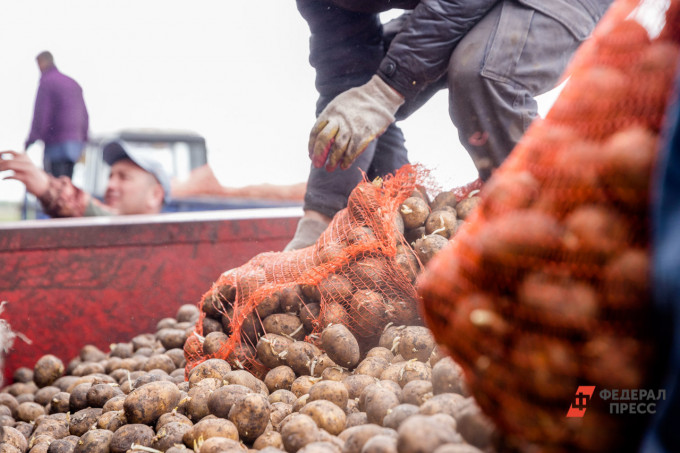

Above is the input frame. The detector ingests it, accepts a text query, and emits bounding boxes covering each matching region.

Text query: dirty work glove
[309,75,404,171]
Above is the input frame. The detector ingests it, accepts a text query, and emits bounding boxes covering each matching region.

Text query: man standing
[285,0,613,251]
[25,51,89,179]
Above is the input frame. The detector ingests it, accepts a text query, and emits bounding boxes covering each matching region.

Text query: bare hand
[0,150,50,197]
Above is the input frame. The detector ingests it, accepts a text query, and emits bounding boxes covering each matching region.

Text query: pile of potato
[0,303,498,453]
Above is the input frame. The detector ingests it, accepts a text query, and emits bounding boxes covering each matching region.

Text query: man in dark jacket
[285,0,612,250]
[25,51,89,179]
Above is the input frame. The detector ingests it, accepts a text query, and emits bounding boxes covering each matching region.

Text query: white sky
[0,1,560,204]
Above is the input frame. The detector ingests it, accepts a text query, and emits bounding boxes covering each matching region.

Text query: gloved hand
[309,75,405,171]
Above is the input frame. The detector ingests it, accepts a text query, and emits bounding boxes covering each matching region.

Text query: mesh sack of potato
[184,164,475,380]
[418,1,680,452]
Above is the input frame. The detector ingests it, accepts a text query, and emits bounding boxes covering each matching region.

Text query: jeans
[44,141,85,178]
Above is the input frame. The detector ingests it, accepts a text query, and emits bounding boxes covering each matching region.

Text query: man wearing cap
[0,141,170,217]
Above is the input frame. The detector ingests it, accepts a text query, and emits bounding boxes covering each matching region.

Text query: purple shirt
[26,67,89,148]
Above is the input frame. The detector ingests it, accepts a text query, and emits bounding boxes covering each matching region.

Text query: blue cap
[102,140,171,202]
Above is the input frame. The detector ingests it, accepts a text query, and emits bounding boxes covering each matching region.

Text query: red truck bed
[0,208,301,384]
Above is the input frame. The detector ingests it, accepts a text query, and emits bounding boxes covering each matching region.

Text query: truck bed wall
[0,208,301,385]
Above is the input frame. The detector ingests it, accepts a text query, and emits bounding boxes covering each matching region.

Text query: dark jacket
[297,0,613,108]
[26,66,89,149]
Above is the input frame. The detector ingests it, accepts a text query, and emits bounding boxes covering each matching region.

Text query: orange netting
[418,0,680,452]
[184,164,446,378]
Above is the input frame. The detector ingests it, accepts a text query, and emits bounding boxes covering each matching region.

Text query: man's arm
[377,0,499,101]
[25,82,54,149]
[0,150,112,217]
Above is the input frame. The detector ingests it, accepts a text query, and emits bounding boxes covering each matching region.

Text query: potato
[34,386,60,406]
[293,394,310,413]
[315,241,349,266]
[202,331,230,357]
[182,417,239,447]
[188,359,232,386]
[270,402,294,431]
[285,341,322,376]
[15,401,43,423]
[362,434,398,453]
[257,334,294,369]
[363,386,401,425]
[109,423,155,453]
[228,393,271,443]
[382,404,420,430]
[263,314,306,341]
[318,274,354,304]
[396,326,436,362]
[124,381,181,425]
[102,394,126,413]
[418,393,468,420]
[563,205,630,260]
[258,291,282,319]
[404,226,426,246]
[345,412,368,429]
[455,195,481,220]
[187,378,223,421]
[517,271,599,322]
[299,400,346,435]
[254,431,284,450]
[354,357,390,379]
[600,126,657,209]
[200,316,224,336]
[320,324,360,369]
[431,358,466,396]
[320,303,351,329]
[395,251,420,283]
[156,328,188,351]
[602,248,650,309]
[198,436,246,453]
[291,376,319,398]
[269,389,297,405]
[205,384,251,419]
[349,290,389,338]
[264,366,296,393]
[339,424,395,453]
[425,210,459,239]
[74,429,114,453]
[0,426,27,452]
[222,370,269,396]
[33,355,65,388]
[349,257,387,289]
[431,191,459,212]
[0,393,19,417]
[320,366,351,382]
[309,354,337,378]
[308,381,348,410]
[413,234,449,266]
[397,414,462,453]
[455,402,496,450]
[156,411,193,431]
[280,413,321,453]
[86,383,124,408]
[47,436,80,453]
[31,417,66,442]
[400,197,430,230]
[97,409,127,431]
[299,303,321,335]
[402,380,433,406]
[300,284,321,306]
[346,226,377,246]
[69,407,102,436]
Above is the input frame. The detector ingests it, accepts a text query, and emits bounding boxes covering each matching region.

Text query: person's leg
[447,1,593,180]
[48,161,76,178]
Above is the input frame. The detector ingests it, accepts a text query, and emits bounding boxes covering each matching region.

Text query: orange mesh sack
[184,165,444,379]
[418,1,680,452]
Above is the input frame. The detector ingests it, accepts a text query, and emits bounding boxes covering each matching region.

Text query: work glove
[309,75,404,171]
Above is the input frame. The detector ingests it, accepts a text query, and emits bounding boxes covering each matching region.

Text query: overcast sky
[0,1,563,203]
